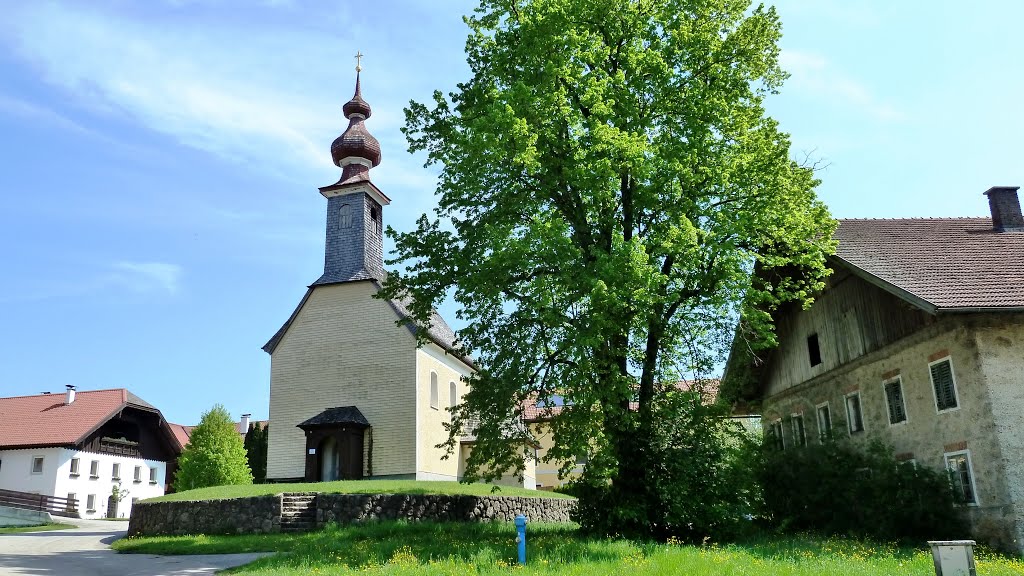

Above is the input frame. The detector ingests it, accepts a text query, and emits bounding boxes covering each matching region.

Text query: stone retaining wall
[128,495,282,536]
[128,493,575,537]
[317,494,574,524]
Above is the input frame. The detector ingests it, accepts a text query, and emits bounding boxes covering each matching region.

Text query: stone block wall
[128,493,575,537]
[317,494,574,524]
[128,495,282,537]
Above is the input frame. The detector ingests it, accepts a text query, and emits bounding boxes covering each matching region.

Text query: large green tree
[175,405,253,491]
[383,0,835,538]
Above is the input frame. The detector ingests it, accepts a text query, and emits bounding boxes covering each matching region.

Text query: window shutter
[885,381,906,423]
[931,360,957,410]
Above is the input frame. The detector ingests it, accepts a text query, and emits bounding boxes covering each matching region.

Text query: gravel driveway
[0,517,269,575]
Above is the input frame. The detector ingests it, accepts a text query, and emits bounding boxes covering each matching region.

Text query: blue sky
[1,0,1021,425]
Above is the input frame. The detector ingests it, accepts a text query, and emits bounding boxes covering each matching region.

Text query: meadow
[113,520,1024,575]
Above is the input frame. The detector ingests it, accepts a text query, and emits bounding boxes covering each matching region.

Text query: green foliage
[243,422,269,484]
[174,404,253,491]
[756,439,967,542]
[573,394,762,541]
[382,0,835,538]
[113,522,1024,575]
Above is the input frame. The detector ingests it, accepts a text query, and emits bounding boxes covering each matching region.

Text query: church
[262,68,536,489]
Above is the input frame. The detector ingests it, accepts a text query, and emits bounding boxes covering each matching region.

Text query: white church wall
[415,343,472,481]
[267,282,418,480]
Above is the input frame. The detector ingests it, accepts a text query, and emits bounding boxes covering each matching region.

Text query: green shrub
[175,404,253,491]
[572,395,761,543]
[756,439,967,542]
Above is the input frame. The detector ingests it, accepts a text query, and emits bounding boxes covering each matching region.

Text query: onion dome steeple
[315,51,390,287]
[330,54,381,184]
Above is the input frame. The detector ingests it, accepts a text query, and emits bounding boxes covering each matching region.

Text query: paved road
[0,517,269,575]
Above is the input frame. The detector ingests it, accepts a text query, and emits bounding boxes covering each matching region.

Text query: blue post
[515,514,527,565]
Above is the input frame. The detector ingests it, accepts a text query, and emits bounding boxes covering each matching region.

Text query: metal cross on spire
[355,50,364,73]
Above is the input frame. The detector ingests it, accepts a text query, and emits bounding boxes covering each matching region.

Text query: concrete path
[0,517,269,575]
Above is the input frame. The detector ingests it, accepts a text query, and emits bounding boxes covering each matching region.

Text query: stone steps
[279,493,319,533]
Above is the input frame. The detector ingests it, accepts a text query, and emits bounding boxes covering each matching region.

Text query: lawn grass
[147,480,573,503]
[0,523,71,534]
[113,521,1024,575]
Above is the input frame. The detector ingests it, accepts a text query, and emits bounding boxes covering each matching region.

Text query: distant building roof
[0,388,162,450]
[834,218,1024,311]
[169,418,267,448]
[522,379,724,422]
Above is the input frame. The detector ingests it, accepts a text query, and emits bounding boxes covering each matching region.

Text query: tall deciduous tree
[175,405,253,491]
[382,0,835,538]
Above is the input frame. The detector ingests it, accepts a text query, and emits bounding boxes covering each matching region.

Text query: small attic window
[807,333,822,367]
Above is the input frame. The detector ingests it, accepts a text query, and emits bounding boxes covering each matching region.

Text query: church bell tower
[314,57,390,286]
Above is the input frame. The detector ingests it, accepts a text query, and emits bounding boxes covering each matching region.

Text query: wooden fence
[0,488,79,518]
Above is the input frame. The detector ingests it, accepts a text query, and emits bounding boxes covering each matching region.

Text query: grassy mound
[148,480,573,503]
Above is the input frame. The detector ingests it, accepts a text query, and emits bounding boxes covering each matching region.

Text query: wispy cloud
[780,50,903,122]
[0,261,184,304]
[110,262,184,295]
[0,2,356,178]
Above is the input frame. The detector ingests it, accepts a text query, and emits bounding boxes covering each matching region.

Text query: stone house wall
[762,314,1024,551]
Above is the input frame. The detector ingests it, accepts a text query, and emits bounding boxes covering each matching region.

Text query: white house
[0,387,181,519]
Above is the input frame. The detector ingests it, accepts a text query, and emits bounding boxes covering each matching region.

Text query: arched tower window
[450,381,457,408]
[430,372,439,410]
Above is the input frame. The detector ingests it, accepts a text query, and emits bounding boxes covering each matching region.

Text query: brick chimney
[984,186,1024,232]
[65,385,76,405]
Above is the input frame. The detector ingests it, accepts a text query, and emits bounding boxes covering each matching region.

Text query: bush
[756,439,967,542]
[175,404,253,491]
[572,394,761,543]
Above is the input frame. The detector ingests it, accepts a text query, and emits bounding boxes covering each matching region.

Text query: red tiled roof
[168,423,193,449]
[835,218,1024,310]
[169,419,268,448]
[522,379,722,422]
[0,389,155,449]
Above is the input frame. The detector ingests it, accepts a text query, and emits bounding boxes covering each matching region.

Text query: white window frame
[429,372,439,410]
[149,467,158,484]
[134,466,142,483]
[449,381,457,409]
[89,459,99,479]
[69,457,80,476]
[30,456,44,475]
[815,402,832,442]
[86,494,96,512]
[929,356,961,414]
[790,413,806,447]
[944,449,979,506]
[845,391,865,435]
[111,462,120,480]
[882,376,909,426]
[66,493,77,512]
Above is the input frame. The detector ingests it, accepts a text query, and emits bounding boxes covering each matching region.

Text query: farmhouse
[726,186,1024,551]
[262,71,535,488]
[0,387,180,519]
